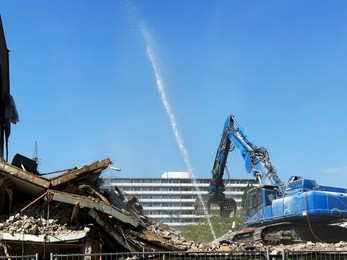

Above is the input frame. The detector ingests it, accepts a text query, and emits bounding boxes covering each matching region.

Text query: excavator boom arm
[195,114,285,218]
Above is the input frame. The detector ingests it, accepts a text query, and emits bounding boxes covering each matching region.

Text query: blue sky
[0,1,347,187]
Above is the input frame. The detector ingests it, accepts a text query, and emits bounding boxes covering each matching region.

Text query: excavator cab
[194,192,237,218]
[244,187,277,222]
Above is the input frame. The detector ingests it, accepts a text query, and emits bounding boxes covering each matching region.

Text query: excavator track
[232,223,347,245]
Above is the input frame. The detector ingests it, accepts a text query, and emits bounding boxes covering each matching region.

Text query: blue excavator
[195,115,347,244]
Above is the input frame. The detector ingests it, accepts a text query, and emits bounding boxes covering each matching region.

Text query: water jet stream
[140,23,216,240]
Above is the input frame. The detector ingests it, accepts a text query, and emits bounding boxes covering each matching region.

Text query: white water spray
[140,23,216,240]
[141,25,193,175]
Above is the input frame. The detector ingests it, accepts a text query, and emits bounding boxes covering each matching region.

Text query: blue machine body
[245,179,347,227]
[210,115,347,227]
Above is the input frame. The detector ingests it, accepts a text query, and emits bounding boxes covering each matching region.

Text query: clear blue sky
[0,1,347,187]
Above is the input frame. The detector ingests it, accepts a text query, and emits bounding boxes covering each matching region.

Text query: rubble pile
[211,228,347,253]
[144,221,209,251]
[1,214,71,235]
[213,239,346,253]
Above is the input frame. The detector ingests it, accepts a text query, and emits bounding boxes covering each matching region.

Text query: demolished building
[0,155,210,256]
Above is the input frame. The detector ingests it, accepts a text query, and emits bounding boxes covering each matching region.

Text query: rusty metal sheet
[47,189,140,228]
[50,158,112,187]
[0,159,50,196]
[0,158,112,197]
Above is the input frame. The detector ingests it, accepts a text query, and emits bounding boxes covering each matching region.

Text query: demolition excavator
[195,115,347,244]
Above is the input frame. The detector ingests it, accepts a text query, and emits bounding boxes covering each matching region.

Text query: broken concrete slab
[1,227,90,243]
[46,189,141,228]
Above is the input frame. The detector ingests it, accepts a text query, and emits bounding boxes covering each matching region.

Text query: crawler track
[232,223,347,245]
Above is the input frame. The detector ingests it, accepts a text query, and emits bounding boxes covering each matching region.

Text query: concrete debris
[4,213,67,235]
[209,227,347,254]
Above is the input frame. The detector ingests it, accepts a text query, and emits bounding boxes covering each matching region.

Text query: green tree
[179,212,245,243]
[181,186,256,243]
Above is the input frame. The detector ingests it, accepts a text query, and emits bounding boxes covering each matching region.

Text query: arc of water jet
[140,23,216,240]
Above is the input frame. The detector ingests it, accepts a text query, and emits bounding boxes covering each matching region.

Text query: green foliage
[179,211,245,243]
[180,186,256,243]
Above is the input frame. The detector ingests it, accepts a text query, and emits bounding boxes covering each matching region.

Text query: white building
[102,172,256,227]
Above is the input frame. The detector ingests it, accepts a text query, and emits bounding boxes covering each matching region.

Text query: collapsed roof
[0,156,206,255]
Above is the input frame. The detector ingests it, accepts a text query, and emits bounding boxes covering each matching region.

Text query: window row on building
[102,172,256,227]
